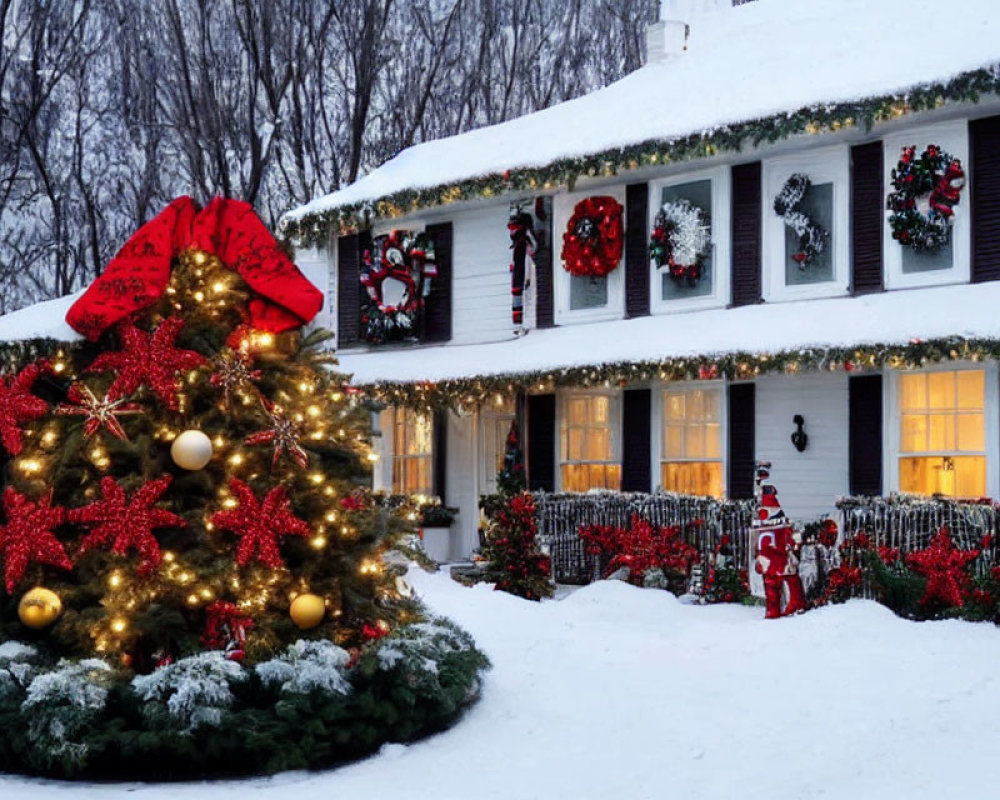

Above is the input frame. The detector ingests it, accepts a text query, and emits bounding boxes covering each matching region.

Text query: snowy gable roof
[283,0,1000,241]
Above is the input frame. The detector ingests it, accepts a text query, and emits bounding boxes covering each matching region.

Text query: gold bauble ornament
[18,587,63,629]
[170,429,214,470]
[289,593,326,629]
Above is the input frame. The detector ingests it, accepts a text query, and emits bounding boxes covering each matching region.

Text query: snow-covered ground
[5,569,1000,799]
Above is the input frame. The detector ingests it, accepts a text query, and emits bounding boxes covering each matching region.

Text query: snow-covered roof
[285,0,1000,225]
[0,291,83,343]
[337,282,1000,385]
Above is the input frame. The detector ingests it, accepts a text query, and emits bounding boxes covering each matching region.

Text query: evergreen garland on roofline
[280,65,1000,247]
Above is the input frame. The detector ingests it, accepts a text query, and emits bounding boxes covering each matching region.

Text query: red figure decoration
[753,463,807,619]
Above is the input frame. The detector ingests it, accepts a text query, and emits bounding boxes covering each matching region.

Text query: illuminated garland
[358,336,1000,411]
[280,65,1000,247]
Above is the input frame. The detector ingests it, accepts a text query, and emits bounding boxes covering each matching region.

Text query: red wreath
[561,196,624,278]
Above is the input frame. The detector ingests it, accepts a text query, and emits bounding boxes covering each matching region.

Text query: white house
[283,0,1000,560]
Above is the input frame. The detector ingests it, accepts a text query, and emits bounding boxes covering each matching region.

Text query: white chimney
[646,1,690,64]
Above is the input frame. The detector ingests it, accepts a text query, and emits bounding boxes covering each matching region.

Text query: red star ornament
[245,402,310,469]
[69,475,185,577]
[0,488,71,593]
[86,317,208,410]
[210,479,310,569]
[905,528,980,608]
[0,363,48,456]
[55,383,142,440]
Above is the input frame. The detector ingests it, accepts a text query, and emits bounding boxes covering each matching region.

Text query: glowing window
[560,393,620,492]
[392,408,434,495]
[661,387,723,497]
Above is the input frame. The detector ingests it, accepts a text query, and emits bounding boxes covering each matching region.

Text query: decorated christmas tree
[0,197,486,779]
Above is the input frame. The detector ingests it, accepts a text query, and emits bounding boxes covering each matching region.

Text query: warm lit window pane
[666,394,685,421]
[560,394,618,491]
[702,391,720,421]
[566,428,584,461]
[927,372,956,410]
[685,426,706,459]
[568,398,587,425]
[957,370,985,409]
[605,464,621,490]
[591,396,609,424]
[705,423,721,458]
[587,428,610,460]
[900,456,985,498]
[926,414,954,452]
[661,462,723,498]
[900,373,927,410]
[900,414,927,453]
[665,425,683,458]
[957,413,985,452]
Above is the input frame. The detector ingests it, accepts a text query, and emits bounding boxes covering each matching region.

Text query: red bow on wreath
[561,196,624,278]
[66,196,323,341]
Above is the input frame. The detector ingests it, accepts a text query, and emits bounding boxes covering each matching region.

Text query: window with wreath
[657,180,714,301]
[560,393,621,492]
[661,387,723,497]
[898,369,985,498]
[392,408,434,495]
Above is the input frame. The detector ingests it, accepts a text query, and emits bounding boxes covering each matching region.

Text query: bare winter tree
[0,0,657,313]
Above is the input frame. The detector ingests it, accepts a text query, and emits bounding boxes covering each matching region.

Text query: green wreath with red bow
[887,144,965,252]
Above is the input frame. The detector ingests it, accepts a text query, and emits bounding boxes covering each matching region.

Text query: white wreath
[654,199,711,271]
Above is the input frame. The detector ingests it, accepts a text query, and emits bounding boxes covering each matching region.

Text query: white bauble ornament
[170,430,214,470]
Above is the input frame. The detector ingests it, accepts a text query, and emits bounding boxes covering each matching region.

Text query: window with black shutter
[727,383,755,499]
[433,408,448,500]
[731,162,762,307]
[971,114,1000,283]
[625,183,650,318]
[621,388,651,492]
[527,394,556,492]
[423,222,452,342]
[849,374,883,496]
[851,142,884,294]
[336,233,361,347]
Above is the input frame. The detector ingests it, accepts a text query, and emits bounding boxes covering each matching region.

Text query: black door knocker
[791,415,808,452]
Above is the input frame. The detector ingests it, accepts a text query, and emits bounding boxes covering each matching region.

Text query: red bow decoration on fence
[66,196,323,340]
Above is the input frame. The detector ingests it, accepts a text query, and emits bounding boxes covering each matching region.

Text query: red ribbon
[66,196,323,340]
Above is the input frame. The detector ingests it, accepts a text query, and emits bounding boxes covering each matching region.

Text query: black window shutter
[534,197,555,329]
[727,383,755,499]
[971,115,1000,282]
[527,393,556,492]
[849,374,883,496]
[424,222,452,342]
[730,162,762,307]
[336,233,361,347]
[433,408,448,500]
[625,183,650,318]
[851,141,884,294]
[621,388,651,492]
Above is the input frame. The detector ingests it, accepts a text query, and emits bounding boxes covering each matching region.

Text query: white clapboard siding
[451,202,519,344]
[754,372,850,522]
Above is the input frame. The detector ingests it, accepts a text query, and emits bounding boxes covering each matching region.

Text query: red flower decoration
[0,363,48,456]
[561,196,624,278]
[905,528,980,608]
[210,479,311,569]
[86,317,208,410]
[70,475,185,577]
[0,488,70,593]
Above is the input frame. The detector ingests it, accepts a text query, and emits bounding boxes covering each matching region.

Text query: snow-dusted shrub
[131,651,245,732]
[256,639,352,695]
[21,659,112,769]
[372,617,483,700]
[0,641,42,706]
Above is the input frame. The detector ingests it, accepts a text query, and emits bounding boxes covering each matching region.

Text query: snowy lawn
[4,568,1000,799]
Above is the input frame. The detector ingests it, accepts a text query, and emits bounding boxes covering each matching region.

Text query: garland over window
[887,144,965,252]
[773,173,829,267]
[649,199,711,286]
[561,196,624,278]
[360,230,437,343]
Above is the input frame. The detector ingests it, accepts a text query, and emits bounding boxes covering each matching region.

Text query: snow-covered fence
[837,495,1000,575]
[532,491,756,584]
